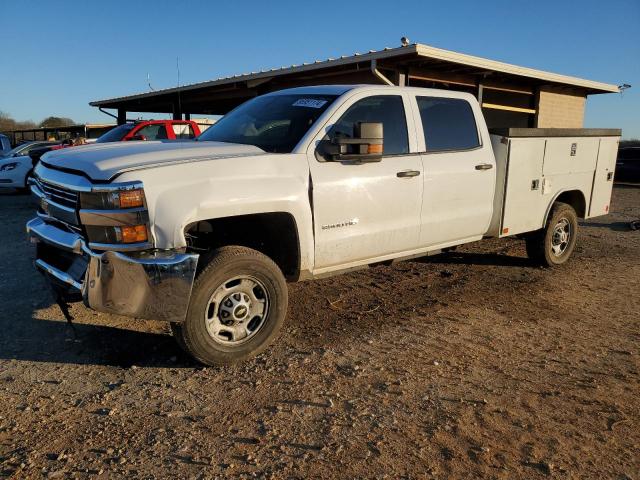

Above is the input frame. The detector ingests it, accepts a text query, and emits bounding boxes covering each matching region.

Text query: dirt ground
[0,185,638,479]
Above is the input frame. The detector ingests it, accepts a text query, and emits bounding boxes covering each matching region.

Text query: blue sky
[1,0,638,137]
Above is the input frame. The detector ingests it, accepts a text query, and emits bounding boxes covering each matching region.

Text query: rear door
[308,91,423,270]
[414,94,496,247]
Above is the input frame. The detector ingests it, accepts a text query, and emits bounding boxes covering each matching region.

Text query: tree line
[0,111,75,133]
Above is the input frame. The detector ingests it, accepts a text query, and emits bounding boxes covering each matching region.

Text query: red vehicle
[95,120,201,143]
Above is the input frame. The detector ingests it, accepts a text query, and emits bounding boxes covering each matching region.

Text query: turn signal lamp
[118,190,145,209]
[118,225,148,243]
[367,144,383,154]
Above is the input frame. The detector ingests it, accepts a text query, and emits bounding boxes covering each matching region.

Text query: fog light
[118,225,148,243]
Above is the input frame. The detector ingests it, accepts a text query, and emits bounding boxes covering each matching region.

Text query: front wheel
[173,246,288,366]
[525,202,578,267]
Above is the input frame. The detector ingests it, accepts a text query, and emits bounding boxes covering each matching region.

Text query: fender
[117,153,315,273]
[541,188,587,228]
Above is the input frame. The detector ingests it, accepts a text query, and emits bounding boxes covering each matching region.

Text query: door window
[135,124,169,140]
[417,97,480,152]
[330,95,409,155]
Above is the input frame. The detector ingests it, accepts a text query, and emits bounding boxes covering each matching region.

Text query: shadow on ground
[415,251,535,268]
[1,311,192,369]
[580,221,636,232]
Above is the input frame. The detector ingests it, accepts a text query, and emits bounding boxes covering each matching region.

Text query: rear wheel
[173,246,288,366]
[525,202,578,267]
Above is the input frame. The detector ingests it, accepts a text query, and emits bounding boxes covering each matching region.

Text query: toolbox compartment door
[500,138,547,236]
[588,137,618,217]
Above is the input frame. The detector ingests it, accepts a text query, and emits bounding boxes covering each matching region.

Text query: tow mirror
[128,134,147,141]
[320,122,384,163]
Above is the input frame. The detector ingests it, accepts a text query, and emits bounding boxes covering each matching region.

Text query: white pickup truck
[27,85,620,365]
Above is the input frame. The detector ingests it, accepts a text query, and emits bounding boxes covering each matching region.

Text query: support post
[117,109,126,125]
[395,69,407,87]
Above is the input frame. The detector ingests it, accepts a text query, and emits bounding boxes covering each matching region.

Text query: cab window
[417,97,480,152]
[330,95,409,155]
[172,124,195,139]
[135,124,169,140]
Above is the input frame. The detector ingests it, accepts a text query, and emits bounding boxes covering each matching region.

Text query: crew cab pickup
[26,85,620,365]
[95,119,201,143]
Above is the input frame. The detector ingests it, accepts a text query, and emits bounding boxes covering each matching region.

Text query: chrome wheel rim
[551,218,571,257]
[204,275,269,345]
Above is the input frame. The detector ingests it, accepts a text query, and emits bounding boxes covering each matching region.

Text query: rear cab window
[134,124,169,140]
[172,123,195,139]
[416,97,480,152]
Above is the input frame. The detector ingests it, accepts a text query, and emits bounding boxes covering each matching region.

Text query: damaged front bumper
[27,217,199,323]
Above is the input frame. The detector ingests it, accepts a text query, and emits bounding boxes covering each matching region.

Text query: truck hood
[41,141,266,181]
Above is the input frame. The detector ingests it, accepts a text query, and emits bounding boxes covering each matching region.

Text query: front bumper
[27,217,199,322]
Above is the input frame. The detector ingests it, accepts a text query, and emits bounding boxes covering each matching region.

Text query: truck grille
[34,177,79,209]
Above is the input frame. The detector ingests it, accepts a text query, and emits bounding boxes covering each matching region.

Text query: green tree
[39,116,75,128]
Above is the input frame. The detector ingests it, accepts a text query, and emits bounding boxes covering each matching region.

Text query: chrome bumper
[26,217,199,323]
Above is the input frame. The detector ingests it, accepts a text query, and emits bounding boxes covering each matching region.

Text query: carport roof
[90,43,619,114]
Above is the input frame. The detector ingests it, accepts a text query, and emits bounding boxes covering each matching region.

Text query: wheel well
[554,190,587,218]
[184,212,300,281]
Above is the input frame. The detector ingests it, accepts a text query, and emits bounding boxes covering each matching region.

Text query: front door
[308,93,423,271]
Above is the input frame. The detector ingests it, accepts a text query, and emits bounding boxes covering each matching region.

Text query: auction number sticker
[292,98,328,108]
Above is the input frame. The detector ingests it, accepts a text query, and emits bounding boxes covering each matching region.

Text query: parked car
[95,120,201,143]
[615,147,640,182]
[27,85,620,366]
[0,141,57,159]
[0,141,59,190]
[0,134,11,154]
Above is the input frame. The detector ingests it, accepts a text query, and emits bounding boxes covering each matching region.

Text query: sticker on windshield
[292,98,328,108]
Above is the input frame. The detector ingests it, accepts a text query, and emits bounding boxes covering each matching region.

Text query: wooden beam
[408,70,476,87]
[482,102,536,114]
[481,82,534,95]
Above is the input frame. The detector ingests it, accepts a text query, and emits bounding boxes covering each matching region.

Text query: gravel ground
[0,185,638,479]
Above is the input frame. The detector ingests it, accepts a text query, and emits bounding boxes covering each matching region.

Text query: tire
[173,246,288,366]
[525,202,578,267]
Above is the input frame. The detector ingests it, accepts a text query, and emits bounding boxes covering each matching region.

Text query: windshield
[96,123,136,143]
[1,144,27,157]
[197,94,338,153]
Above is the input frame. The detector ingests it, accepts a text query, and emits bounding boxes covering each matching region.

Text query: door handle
[397,170,421,178]
[475,163,493,171]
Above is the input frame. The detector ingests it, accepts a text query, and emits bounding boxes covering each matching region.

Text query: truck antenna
[176,57,182,120]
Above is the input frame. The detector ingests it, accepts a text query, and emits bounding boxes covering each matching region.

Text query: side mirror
[128,134,147,141]
[321,122,384,163]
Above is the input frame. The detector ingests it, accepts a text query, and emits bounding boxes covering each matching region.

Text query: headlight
[80,188,145,209]
[0,162,18,172]
[77,184,151,248]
